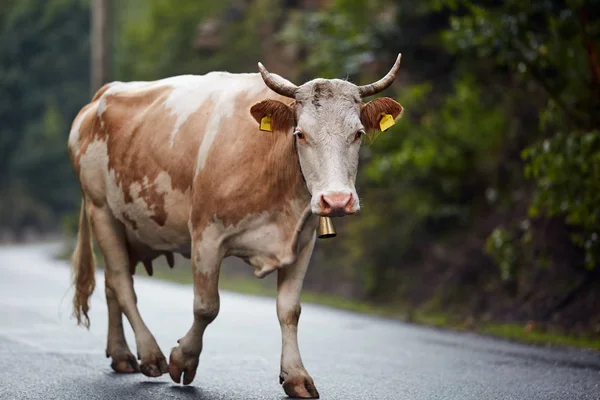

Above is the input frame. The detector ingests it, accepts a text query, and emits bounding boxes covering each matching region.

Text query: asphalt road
[0,243,599,400]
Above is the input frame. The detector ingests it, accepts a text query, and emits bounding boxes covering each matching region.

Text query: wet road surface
[0,243,599,400]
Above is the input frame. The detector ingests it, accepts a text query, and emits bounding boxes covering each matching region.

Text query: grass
[59,243,600,351]
[479,323,600,349]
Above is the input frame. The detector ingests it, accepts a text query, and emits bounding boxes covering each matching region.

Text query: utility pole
[91,0,110,95]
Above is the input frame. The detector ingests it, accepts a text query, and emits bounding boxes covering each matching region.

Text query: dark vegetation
[1,0,599,341]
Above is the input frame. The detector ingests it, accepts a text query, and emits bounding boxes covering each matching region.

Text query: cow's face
[251,54,403,217]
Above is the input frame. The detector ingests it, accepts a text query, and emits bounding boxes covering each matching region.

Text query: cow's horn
[258,62,298,98]
[357,53,402,98]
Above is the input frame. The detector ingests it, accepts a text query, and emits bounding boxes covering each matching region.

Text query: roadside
[57,242,600,351]
[159,271,600,351]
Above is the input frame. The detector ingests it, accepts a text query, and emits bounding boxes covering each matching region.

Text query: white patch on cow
[154,171,191,237]
[127,73,260,148]
[77,138,110,203]
[68,105,94,157]
[187,73,265,176]
[78,137,192,252]
[97,96,108,117]
[164,84,210,147]
[80,72,267,172]
[293,79,363,215]
[97,97,109,129]
[115,170,191,251]
[103,80,155,96]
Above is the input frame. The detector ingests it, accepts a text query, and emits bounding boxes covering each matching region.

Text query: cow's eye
[354,130,365,141]
[294,130,305,141]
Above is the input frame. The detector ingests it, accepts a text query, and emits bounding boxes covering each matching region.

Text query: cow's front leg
[169,241,223,385]
[277,233,320,399]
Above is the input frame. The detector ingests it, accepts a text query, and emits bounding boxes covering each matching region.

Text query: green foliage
[114,0,225,80]
[485,227,517,282]
[114,0,284,81]
[277,0,517,298]
[523,131,600,269]
[278,1,385,78]
[366,78,506,222]
[0,0,89,233]
[447,0,600,276]
[347,77,510,296]
[444,0,599,129]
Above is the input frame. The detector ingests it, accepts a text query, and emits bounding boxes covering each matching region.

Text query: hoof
[169,346,199,385]
[139,353,169,378]
[109,351,140,374]
[281,374,320,399]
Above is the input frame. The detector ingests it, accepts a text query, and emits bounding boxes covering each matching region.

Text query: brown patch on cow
[360,97,403,132]
[193,270,220,322]
[192,91,309,235]
[281,305,301,326]
[311,81,335,109]
[73,83,197,227]
[250,99,295,132]
[102,85,193,190]
[140,182,168,226]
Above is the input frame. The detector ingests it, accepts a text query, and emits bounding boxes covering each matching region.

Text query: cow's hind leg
[277,234,319,399]
[89,204,168,377]
[105,285,139,373]
[169,238,223,385]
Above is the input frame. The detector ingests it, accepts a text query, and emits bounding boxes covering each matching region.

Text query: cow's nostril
[320,195,330,210]
[344,194,354,210]
[321,193,353,214]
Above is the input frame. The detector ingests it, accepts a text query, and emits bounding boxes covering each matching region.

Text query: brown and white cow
[68,54,403,398]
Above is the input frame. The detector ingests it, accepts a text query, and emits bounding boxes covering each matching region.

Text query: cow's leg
[105,285,139,373]
[277,234,319,399]
[89,204,168,377]
[169,239,223,385]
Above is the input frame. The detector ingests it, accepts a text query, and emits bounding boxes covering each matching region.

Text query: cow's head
[250,54,403,217]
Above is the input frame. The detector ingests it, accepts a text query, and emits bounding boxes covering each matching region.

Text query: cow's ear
[250,100,295,132]
[360,97,403,132]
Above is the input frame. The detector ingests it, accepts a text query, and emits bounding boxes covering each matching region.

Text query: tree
[0,0,89,236]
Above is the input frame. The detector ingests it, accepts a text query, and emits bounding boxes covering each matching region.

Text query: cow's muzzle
[318,192,357,217]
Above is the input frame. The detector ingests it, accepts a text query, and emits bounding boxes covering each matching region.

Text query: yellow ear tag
[379,113,395,131]
[260,115,273,132]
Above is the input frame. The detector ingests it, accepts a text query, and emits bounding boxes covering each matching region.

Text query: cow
[67,54,403,398]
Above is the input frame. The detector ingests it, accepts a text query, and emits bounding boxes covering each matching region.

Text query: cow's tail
[72,196,96,329]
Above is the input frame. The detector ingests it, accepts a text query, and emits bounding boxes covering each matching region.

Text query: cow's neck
[221,130,316,270]
[268,129,311,207]
[268,129,315,251]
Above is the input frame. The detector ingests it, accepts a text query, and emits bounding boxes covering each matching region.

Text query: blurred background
[1,0,599,345]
